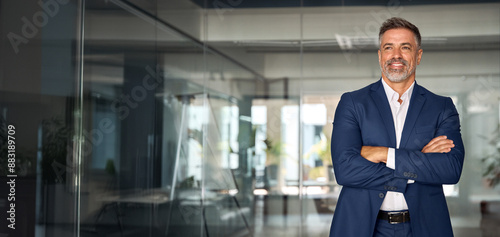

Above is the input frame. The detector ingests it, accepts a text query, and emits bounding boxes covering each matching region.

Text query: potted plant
[481,126,500,189]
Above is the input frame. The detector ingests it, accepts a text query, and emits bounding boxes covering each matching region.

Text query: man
[329,17,465,237]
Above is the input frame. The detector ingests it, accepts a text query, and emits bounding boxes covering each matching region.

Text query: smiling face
[378,28,423,84]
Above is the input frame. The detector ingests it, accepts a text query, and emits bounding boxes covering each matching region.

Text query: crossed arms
[331,93,465,191]
[361,135,455,163]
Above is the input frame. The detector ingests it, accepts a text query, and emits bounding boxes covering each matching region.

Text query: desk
[95,189,170,235]
[96,188,251,237]
[98,189,170,204]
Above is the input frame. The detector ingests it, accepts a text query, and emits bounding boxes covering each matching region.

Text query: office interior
[0,0,499,236]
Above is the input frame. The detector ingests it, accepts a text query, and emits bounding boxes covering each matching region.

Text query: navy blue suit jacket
[329,79,465,237]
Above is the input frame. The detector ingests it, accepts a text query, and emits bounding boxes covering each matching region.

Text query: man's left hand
[421,135,455,153]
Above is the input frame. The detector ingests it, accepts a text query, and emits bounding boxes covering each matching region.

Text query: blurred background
[0,0,499,236]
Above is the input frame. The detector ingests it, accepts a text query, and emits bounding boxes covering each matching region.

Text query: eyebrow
[382,42,413,48]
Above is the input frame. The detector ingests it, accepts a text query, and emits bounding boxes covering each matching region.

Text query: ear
[416,48,423,65]
[378,49,381,63]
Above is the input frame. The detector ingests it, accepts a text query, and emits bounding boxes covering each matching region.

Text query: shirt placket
[393,96,402,149]
[393,94,406,208]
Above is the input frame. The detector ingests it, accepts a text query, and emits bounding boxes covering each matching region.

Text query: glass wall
[0,0,82,236]
[1,0,499,237]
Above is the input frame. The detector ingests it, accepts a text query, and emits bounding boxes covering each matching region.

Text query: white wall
[206,3,500,41]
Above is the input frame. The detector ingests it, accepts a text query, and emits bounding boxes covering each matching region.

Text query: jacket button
[379,193,385,198]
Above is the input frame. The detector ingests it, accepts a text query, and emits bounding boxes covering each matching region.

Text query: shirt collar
[381,78,415,104]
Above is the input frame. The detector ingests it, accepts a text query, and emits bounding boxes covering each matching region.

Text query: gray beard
[381,65,416,83]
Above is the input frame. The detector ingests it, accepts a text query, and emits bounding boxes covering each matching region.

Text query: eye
[402,46,411,50]
[384,46,392,50]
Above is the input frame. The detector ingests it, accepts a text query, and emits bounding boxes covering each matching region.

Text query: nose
[393,48,402,58]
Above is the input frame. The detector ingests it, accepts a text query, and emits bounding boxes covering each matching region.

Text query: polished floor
[35,198,500,237]
[251,197,500,237]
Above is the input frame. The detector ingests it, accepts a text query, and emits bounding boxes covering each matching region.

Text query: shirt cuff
[386,148,395,169]
[388,148,415,183]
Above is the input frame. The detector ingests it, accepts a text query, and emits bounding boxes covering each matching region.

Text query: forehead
[380,28,417,45]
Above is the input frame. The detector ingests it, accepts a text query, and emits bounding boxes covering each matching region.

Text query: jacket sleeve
[394,97,465,185]
[331,93,408,192]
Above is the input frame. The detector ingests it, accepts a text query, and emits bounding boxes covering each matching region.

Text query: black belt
[378,210,410,224]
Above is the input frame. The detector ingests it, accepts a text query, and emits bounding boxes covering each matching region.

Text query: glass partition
[0,0,82,236]
[80,0,262,236]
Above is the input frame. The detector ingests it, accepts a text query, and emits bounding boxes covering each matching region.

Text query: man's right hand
[421,135,455,153]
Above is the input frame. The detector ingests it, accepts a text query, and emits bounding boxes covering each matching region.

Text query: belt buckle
[388,212,401,224]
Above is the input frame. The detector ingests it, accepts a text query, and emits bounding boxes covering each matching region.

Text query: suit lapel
[370,80,397,147]
[400,83,426,148]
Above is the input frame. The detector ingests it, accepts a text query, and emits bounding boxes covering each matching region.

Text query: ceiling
[191,0,500,8]
[82,0,500,86]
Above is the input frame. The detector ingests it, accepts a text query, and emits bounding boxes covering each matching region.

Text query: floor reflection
[34,195,500,236]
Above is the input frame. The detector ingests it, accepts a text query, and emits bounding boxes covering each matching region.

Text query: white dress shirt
[379,79,415,211]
